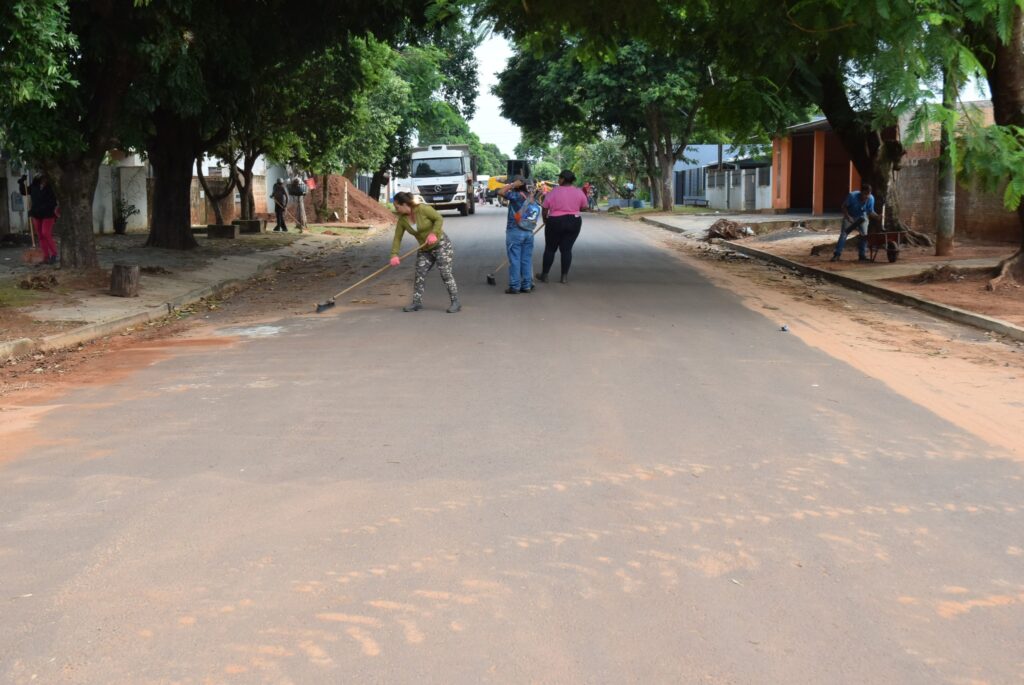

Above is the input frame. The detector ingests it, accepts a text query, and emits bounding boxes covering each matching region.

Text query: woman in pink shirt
[539,169,589,284]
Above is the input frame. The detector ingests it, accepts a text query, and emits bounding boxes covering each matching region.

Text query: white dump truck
[409,144,476,215]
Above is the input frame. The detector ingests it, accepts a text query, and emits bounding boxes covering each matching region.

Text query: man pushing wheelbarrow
[831,183,881,263]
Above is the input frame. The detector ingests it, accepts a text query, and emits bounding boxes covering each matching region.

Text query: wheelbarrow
[866,225,904,263]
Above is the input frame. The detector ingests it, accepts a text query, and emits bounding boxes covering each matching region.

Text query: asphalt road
[2,205,1022,684]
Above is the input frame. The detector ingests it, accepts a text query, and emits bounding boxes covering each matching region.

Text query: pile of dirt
[914,264,969,284]
[19,274,58,291]
[140,265,173,276]
[311,177,395,226]
[706,219,749,241]
[342,177,394,225]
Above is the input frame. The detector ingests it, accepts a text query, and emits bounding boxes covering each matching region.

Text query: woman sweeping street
[28,174,60,266]
[538,170,589,284]
[390,192,461,313]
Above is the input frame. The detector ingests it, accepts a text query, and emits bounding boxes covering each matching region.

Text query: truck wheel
[459,203,468,216]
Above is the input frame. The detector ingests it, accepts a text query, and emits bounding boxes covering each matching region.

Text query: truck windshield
[412,158,464,177]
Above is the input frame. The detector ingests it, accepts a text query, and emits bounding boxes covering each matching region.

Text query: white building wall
[118,165,149,230]
[2,161,29,234]
[93,166,114,233]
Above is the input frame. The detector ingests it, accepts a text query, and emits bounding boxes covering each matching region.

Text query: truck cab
[409,144,476,216]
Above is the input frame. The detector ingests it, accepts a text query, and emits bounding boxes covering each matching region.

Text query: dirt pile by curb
[309,177,395,226]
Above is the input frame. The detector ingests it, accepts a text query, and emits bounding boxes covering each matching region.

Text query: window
[758,167,771,186]
[412,157,464,177]
[731,170,740,187]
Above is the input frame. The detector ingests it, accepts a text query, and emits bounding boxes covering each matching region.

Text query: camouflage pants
[412,236,458,303]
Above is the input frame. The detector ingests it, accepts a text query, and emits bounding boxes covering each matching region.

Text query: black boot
[403,302,423,312]
[536,272,548,283]
[446,298,461,313]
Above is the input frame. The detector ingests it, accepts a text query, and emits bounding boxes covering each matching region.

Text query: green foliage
[478,143,509,176]
[960,124,1024,211]
[0,1,76,112]
[573,136,643,196]
[533,160,560,181]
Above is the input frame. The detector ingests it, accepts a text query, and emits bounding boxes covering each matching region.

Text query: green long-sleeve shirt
[391,204,445,256]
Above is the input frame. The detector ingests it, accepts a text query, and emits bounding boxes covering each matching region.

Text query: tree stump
[110,263,140,297]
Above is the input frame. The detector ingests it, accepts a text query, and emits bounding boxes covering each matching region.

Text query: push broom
[315,244,420,313]
[485,221,545,285]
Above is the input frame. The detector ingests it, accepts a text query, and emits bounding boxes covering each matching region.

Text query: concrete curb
[1,250,310,362]
[641,217,690,235]
[721,240,1024,343]
[641,216,1024,343]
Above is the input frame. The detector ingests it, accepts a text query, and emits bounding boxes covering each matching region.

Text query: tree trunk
[46,158,102,270]
[966,7,1024,287]
[195,159,237,227]
[147,112,200,250]
[317,172,331,221]
[936,62,957,256]
[235,152,257,221]
[369,169,388,204]
[816,65,899,219]
[660,159,674,212]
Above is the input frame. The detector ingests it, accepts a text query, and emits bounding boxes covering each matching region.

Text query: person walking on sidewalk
[538,170,589,284]
[390,192,461,313]
[831,183,880,262]
[271,179,289,232]
[504,184,542,294]
[28,173,59,265]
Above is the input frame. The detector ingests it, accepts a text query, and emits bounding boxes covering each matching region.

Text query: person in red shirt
[538,170,589,284]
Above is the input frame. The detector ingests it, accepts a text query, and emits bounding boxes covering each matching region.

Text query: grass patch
[305,225,373,236]
[0,282,45,308]
[611,205,710,217]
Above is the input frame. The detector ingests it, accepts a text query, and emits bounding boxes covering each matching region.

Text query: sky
[468,33,522,157]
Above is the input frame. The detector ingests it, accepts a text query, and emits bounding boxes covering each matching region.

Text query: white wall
[93,166,114,233]
[706,168,774,212]
[118,165,148,230]
[2,161,29,233]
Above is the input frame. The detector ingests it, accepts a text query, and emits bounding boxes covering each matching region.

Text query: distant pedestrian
[271,179,289,232]
[587,182,598,210]
[831,183,880,262]
[504,184,541,294]
[391,191,460,313]
[28,173,59,265]
[538,170,589,284]
[582,181,593,210]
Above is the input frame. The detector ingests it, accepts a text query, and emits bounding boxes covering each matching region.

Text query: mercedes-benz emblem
[434,185,441,192]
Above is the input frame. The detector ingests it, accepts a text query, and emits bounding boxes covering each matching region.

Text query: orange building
[771,119,861,215]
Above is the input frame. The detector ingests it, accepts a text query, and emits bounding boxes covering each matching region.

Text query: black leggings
[542,215,582,276]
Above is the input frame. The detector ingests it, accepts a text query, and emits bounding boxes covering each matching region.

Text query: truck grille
[418,184,459,195]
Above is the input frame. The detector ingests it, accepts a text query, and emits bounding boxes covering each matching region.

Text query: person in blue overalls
[831,183,881,262]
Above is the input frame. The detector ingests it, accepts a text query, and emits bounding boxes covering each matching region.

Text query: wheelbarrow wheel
[886,241,899,263]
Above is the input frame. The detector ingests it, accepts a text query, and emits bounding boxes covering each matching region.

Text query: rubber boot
[446,297,461,313]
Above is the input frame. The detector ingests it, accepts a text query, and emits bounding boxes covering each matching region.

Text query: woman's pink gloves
[390,256,401,267]
[425,233,438,245]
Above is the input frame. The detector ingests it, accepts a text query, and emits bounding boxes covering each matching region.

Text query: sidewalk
[0,230,366,360]
[641,214,1024,342]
